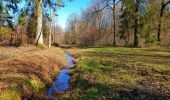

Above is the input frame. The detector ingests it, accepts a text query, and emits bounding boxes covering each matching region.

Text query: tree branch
[165,0,170,6]
[92,5,108,14]
[162,0,170,12]
[106,0,121,11]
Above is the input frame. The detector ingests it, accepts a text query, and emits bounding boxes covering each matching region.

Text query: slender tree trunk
[49,26,52,47]
[125,9,130,46]
[49,17,52,47]
[53,25,55,43]
[134,0,139,48]
[158,2,164,42]
[49,6,52,48]
[49,0,60,48]
[75,23,78,45]
[35,0,43,45]
[134,18,138,47]
[112,0,116,46]
[157,0,170,42]
[125,22,130,46]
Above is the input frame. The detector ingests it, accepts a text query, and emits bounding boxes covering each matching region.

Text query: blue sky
[2,0,91,28]
[56,0,91,30]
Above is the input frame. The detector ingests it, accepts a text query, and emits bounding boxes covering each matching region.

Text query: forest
[0,0,170,47]
[64,0,170,47]
[0,0,170,100]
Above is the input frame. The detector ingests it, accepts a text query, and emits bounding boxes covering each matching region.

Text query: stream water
[47,53,75,96]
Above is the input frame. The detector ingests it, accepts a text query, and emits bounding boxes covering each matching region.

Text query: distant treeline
[0,0,170,48]
[64,0,170,47]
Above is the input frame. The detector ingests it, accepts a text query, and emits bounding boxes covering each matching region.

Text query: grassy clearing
[0,47,67,99]
[61,47,170,100]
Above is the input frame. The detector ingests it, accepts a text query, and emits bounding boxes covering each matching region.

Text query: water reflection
[47,53,75,96]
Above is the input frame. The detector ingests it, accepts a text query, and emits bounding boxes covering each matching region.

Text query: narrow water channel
[47,53,75,96]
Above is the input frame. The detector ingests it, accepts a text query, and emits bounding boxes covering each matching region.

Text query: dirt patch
[0,47,67,98]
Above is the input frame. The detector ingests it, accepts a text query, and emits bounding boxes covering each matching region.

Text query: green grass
[60,47,170,100]
[29,80,46,92]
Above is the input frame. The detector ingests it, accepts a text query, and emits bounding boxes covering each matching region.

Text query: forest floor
[61,47,170,100]
[0,46,67,99]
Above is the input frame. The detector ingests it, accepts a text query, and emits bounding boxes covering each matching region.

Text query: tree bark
[134,0,139,48]
[157,0,170,42]
[125,22,130,46]
[49,25,52,47]
[35,0,43,45]
[113,0,116,46]
[49,0,60,48]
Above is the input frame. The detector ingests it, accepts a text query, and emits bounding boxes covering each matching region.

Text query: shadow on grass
[73,79,170,100]
[85,50,170,59]
[144,48,170,53]
[116,53,170,59]
[59,45,116,49]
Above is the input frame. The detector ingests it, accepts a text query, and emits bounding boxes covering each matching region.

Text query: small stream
[47,53,75,96]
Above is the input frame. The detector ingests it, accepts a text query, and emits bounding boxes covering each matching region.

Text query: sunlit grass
[60,47,170,99]
[0,88,21,100]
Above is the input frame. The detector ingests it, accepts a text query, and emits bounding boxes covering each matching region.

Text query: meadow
[61,47,170,100]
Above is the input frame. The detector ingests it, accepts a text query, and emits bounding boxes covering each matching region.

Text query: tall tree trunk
[134,0,139,48]
[158,2,164,42]
[113,0,116,46]
[53,25,55,43]
[125,22,130,46]
[49,6,52,48]
[134,18,138,47]
[49,26,52,47]
[35,0,43,45]
[75,23,78,45]
[157,0,170,42]
[49,0,60,48]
